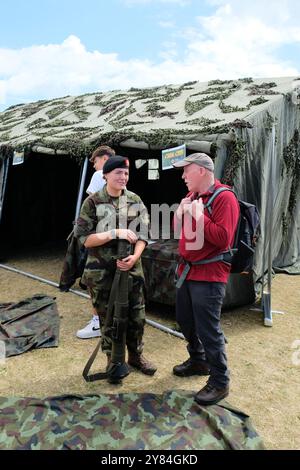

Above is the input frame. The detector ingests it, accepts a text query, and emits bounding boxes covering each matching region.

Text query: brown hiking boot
[194,382,229,406]
[173,358,210,377]
[128,352,157,376]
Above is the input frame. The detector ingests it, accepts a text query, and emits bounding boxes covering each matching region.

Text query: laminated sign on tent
[0,77,299,323]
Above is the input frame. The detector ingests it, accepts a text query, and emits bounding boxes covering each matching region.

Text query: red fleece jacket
[177,179,240,283]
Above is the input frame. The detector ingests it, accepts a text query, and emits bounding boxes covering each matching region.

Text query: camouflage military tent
[0,77,299,307]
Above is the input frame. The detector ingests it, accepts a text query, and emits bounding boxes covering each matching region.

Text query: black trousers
[176,280,229,388]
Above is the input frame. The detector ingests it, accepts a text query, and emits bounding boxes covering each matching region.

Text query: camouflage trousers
[88,272,146,355]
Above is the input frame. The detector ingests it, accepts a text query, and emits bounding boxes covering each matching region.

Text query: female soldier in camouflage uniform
[74,156,156,375]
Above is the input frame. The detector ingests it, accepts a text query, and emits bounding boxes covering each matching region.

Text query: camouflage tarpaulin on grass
[0,390,265,450]
[0,293,60,357]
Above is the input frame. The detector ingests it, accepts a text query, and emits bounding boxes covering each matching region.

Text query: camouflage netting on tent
[0,77,298,158]
[0,294,60,357]
[0,390,264,450]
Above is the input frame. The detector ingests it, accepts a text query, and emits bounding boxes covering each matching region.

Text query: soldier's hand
[117,229,138,244]
[117,255,137,271]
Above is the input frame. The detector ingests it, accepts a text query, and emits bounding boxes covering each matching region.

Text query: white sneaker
[76,316,101,339]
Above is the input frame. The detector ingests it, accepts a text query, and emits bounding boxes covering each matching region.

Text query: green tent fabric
[0,391,264,450]
[0,294,60,357]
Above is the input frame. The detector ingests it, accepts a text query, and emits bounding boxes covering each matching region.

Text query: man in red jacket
[172,153,240,405]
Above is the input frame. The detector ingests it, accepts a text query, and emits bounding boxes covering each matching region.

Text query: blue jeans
[176,280,229,388]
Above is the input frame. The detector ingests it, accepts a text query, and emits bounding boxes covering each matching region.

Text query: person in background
[76,145,115,339]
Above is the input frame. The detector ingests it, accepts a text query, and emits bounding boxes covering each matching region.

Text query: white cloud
[159,41,178,59]
[158,20,175,28]
[182,1,300,79]
[1,0,300,109]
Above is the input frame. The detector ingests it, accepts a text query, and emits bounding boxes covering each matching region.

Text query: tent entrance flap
[0,151,81,246]
[0,154,9,225]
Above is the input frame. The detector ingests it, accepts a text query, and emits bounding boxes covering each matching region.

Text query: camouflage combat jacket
[74,186,149,284]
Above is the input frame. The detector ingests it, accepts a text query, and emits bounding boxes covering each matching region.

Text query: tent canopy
[0,76,298,153]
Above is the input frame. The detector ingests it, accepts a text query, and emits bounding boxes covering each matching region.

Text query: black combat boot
[173,358,210,377]
[128,352,157,376]
[194,382,229,406]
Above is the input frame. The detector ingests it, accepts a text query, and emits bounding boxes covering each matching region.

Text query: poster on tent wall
[161,144,186,170]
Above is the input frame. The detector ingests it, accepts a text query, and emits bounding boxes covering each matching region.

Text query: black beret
[103,156,130,174]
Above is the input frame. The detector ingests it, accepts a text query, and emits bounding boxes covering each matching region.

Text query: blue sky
[0,0,211,60]
[1,0,300,111]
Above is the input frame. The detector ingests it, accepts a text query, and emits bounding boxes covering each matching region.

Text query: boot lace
[203,383,215,393]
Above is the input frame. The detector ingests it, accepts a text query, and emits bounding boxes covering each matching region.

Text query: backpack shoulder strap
[204,187,235,215]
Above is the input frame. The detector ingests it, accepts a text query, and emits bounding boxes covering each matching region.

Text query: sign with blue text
[161,144,186,170]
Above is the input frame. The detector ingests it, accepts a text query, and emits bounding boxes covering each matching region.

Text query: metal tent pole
[261,126,285,326]
[75,157,88,221]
